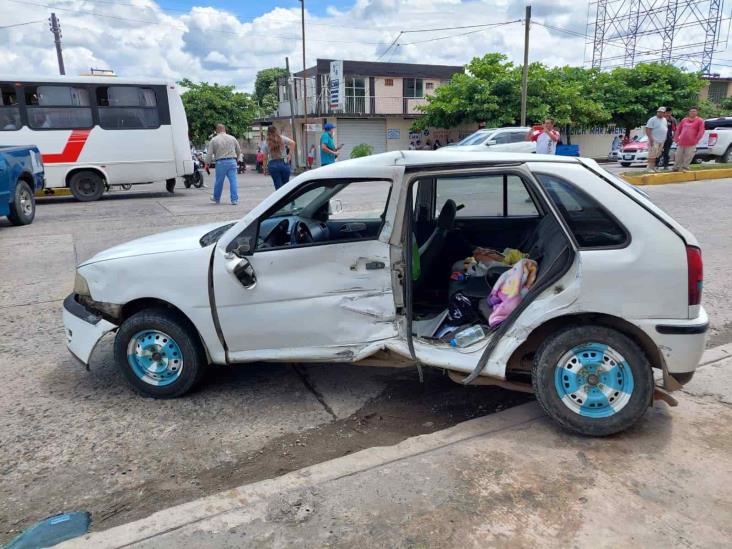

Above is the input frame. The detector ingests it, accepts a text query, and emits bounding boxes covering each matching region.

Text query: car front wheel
[8,180,35,225]
[114,309,206,398]
[532,325,653,437]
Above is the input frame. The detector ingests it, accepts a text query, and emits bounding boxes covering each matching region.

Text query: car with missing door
[63,150,707,436]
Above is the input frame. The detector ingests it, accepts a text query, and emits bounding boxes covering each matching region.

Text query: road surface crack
[291,365,337,420]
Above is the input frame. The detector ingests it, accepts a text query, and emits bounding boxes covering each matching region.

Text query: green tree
[178,79,257,146]
[254,67,289,116]
[599,63,705,135]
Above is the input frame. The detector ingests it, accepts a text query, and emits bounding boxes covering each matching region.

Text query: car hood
[623,144,648,152]
[79,221,233,266]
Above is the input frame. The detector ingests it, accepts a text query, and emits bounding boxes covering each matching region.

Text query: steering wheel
[291,220,314,245]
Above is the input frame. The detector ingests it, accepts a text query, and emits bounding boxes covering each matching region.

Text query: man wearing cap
[320,123,342,166]
[645,107,668,171]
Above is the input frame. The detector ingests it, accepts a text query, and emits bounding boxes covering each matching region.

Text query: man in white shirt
[645,107,668,171]
[527,118,560,155]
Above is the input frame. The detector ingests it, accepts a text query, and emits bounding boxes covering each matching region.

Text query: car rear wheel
[532,325,653,437]
[720,145,732,164]
[8,180,35,225]
[114,309,206,398]
[69,171,104,202]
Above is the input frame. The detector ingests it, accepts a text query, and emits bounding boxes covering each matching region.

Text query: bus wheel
[69,171,104,202]
[166,178,176,193]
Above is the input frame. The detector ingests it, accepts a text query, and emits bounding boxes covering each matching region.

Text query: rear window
[536,173,628,248]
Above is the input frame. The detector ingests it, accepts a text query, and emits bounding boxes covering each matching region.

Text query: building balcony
[275,95,430,118]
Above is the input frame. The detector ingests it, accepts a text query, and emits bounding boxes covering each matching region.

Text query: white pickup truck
[675,117,732,164]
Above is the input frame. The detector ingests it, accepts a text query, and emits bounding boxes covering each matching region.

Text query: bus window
[26,85,93,129]
[97,86,160,130]
[0,85,21,131]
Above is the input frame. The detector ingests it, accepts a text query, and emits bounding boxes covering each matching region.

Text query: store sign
[329,60,345,111]
[387,128,401,140]
[305,123,322,132]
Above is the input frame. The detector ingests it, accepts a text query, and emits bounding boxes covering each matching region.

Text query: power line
[399,20,522,45]
[0,19,45,29]
[376,32,402,61]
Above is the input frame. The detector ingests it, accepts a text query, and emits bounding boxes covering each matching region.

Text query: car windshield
[457,129,497,146]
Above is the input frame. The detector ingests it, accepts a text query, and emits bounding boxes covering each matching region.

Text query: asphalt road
[0,167,729,542]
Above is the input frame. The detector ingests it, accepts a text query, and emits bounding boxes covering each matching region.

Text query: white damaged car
[63,151,708,436]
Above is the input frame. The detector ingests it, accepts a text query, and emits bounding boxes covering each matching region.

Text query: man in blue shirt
[320,123,341,166]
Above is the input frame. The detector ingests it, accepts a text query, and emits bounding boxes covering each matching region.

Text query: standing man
[645,107,668,172]
[659,107,678,170]
[527,118,560,155]
[206,124,241,205]
[320,123,341,166]
[673,106,705,172]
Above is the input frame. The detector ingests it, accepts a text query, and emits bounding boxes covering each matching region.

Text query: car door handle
[365,261,385,270]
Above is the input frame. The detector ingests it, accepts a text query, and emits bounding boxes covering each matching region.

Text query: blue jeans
[268,159,291,190]
[213,158,239,202]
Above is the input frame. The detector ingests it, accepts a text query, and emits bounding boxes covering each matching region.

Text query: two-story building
[259,59,471,165]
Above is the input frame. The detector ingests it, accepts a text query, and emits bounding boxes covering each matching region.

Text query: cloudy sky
[1,0,730,93]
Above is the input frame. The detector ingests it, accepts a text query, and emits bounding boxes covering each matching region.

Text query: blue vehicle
[0,145,45,226]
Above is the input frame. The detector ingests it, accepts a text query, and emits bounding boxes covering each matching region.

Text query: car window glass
[491,132,511,144]
[26,85,93,129]
[436,174,538,218]
[329,180,391,220]
[536,173,627,248]
[511,131,527,143]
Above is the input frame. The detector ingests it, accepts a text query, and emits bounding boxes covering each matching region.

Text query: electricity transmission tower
[586,0,727,75]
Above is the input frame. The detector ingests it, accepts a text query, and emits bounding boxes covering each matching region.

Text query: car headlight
[74,271,91,297]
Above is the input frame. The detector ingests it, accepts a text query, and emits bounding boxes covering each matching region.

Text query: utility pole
[300,0,307,167]
[520,4,531,127]
[285,57,299,169]
[49,13,65,75]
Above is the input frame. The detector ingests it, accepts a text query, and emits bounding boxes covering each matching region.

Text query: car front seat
[417,199,457,284]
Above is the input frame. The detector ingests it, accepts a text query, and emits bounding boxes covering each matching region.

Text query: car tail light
[687,246,703,306]
[708,132,718,147]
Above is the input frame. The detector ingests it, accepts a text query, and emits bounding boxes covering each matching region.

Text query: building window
[708,81,728,104]
[404,78,424,98]
[345,76,367,113]
[384,78,394,87]
[425,82,434,90]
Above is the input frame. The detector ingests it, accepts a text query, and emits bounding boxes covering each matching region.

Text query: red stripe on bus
[41,129,92,164]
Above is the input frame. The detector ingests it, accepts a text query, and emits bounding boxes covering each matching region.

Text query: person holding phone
[320,123,342,166]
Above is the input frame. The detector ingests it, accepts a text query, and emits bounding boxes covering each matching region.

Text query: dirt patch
[82,368,531,534]
[706,321,732,348]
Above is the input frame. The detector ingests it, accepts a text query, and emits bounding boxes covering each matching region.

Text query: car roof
[315,150,579,172]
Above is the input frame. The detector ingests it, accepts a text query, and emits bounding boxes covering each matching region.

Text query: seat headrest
[438,199,457,230]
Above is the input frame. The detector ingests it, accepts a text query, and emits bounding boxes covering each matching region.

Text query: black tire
[69,171,104,202]
[166,178,176,193]
[121,183,132,191]
[193,170,204,188]
[532,325,653,437]
[7,180,35,225]
[114,309,206,398]
[720,146,732,164]
[620,162,631,167]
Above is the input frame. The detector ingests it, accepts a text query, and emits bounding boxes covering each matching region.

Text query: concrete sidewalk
[63,357,732,548]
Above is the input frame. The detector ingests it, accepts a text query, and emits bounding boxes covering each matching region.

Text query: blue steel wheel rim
[127,330,183,387]
[554,343,634,418]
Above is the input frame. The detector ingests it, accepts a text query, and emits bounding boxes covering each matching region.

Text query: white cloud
[0,0,728,93]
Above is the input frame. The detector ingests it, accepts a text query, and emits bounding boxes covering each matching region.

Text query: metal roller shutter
[335,119,386,161]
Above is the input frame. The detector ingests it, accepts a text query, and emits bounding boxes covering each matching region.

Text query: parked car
[63,150,707,437]
[0,145,45,226]
[452,127,536,153]
[619,136,649,167]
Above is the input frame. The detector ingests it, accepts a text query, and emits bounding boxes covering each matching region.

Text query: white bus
[0,76,194,201]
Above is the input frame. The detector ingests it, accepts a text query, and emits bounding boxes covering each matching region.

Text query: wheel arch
[120,297,212,362]
[507,312,663,378]
[17,170,35,187]
[65,166,108,187]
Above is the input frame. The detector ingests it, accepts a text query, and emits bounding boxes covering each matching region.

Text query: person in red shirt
[673,107,705,171]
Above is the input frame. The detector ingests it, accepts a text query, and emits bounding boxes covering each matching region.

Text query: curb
[621,167,732,186]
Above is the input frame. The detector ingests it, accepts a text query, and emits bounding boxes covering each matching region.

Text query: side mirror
[485,139,497,146]
[329,199,343,215]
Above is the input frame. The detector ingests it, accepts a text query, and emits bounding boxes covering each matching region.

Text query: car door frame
[396,161,580,380]
[210,164,406,364]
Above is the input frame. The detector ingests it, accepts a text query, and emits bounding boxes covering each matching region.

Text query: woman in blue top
[320,123,341,166]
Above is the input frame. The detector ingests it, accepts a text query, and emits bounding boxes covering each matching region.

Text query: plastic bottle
[449,325,486,348]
